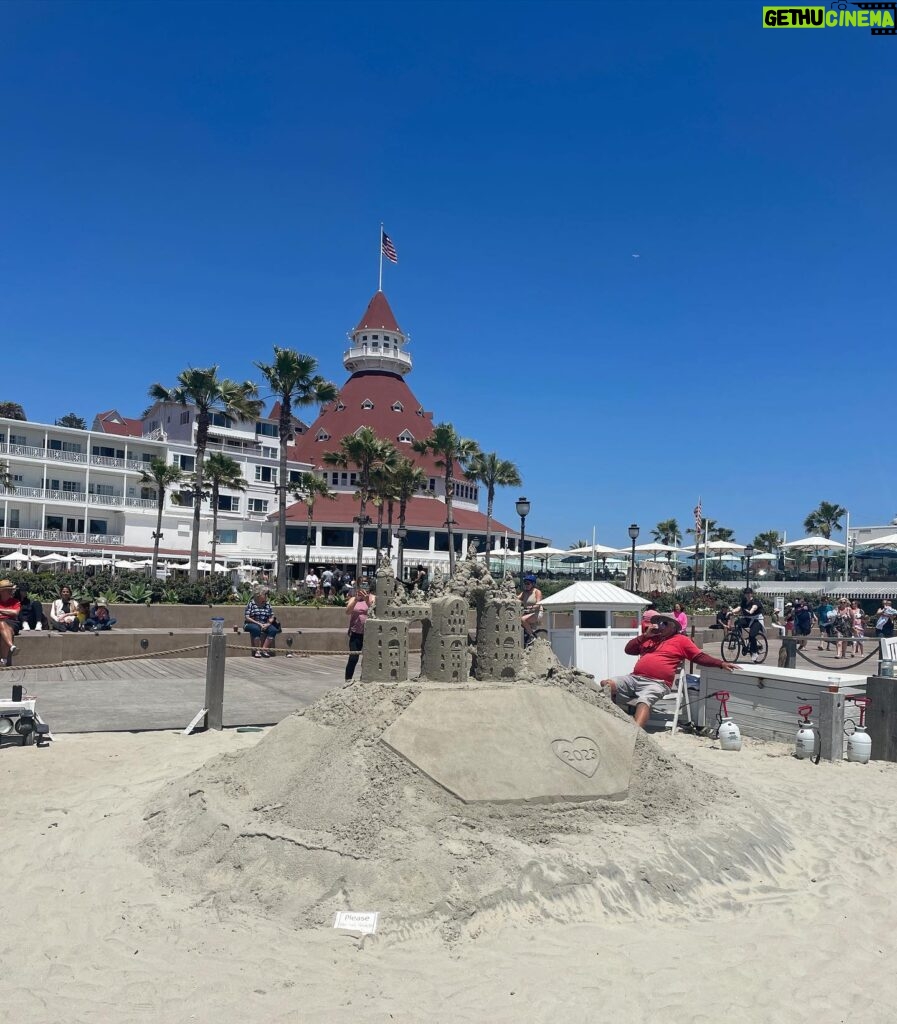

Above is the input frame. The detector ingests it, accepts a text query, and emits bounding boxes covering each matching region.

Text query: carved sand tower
[475,594,523,680]
[361,618,408,683]
[421,595,468,682]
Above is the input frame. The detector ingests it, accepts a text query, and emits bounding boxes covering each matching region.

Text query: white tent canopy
[565,543,624,557]
[33,553,71,564]
[0,550,28,562]
[631,542,687,555]
[699,540,746,552]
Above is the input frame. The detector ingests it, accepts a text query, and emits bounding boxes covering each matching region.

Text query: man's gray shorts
[610,674,669,707]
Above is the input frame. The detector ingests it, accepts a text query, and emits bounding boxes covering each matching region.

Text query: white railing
[0,527,125,545]
[90,455,125,469]
[10,443,48,459]
[88,493,123,506]
[45,448,87,464]
[125,496,157,509]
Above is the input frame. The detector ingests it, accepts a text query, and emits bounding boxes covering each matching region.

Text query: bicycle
[721,618,768,664]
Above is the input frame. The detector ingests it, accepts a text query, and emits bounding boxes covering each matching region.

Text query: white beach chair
[651,663,692,735]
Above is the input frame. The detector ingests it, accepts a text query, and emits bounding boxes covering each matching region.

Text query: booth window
[579,610,607,629]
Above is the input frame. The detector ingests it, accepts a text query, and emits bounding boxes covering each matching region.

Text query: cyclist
[731,587,765,663]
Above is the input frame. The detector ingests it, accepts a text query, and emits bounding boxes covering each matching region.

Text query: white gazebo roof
[540,581,649,609]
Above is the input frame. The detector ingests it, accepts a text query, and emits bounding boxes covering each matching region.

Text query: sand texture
[3,684,897,1022]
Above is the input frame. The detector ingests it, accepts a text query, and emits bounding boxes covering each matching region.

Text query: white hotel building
[0,288,546,574]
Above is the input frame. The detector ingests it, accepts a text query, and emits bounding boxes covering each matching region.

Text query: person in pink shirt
[672,602,688,634]
[600,613,734,728]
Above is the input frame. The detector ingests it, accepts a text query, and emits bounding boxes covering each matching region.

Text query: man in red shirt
[600,612,734,728]
[0,579,22,666]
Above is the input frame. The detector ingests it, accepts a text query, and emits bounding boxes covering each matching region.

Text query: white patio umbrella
[33,553,71,564]
[0,550,28,562]
[700,540,746,552]
[780,536,845,550]
[565,543,624,557]
[855,533,897,549]
[522,546,569,557]
[632,542,688,555]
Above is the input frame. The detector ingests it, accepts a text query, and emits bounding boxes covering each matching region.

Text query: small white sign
[333,911,379,935]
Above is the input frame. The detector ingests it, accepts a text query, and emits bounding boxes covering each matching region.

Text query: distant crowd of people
[778,596,896,657]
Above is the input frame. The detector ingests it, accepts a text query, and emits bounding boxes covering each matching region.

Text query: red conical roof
[353,291,401,334]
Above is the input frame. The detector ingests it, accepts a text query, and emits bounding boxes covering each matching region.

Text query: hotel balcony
[0,526,125,546]
[0,486,157,510]
[0,442,154,473]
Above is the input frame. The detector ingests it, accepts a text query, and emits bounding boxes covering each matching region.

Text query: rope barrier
[793,645,878,671]
[0,640,312,672]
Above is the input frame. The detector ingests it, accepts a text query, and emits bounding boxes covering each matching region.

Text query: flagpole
[591,525,596,582]
[702,520,709,585]
[378,222,384,292]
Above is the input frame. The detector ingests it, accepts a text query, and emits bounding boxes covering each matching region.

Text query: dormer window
[315,428,331,442]
[336,401,346,411]
[361,399,374,410]
[416,406,425,417]
[391,401,403,412]
[397,429,414,444]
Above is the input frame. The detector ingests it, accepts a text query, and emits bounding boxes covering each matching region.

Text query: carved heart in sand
[551,736,600,778]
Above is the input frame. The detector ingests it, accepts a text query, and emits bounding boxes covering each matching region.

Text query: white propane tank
[718,717,742,751]
[795,705,816,759]
[847,727,871,764]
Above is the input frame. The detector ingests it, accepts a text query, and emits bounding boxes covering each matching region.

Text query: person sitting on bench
[243,586,280,658]
[0,579,21,664]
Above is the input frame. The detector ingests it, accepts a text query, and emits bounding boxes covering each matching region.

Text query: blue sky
[2,1,894,549]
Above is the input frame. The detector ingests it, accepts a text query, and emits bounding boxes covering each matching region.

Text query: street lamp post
[515,497,531,587]
[744,543,754,588]
[396,525,407,583]
[628,523,640,592]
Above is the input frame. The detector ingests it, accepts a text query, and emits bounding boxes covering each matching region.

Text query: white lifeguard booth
[540,582,649,680]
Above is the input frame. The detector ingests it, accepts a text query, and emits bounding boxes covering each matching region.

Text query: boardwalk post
[204,632,227,731]
[817,689,845,761]
[781,637,797,668]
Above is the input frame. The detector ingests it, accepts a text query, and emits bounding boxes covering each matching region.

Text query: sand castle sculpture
[362,546,523,684]
[143,545,786,943]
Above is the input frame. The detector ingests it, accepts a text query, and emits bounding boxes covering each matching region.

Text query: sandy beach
[3,706,896,1024]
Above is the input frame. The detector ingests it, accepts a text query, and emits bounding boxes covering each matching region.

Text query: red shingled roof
[93,410,144,437]
[353,291,401,334]
[289,370,450,473]
[279,490,512,533]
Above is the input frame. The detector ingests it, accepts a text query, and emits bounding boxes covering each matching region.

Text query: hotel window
[315,429,331,441]
[349,472,357,485]
[262,446,277,459]
[179,411,190,424]
[216,530,238,544]
[49,439,82,453]
[361,399,374,410]
[217,495,240,512]
[62,480,83,493]
[256,422,278,437]
[392,401,404,412]
[88,519,108,535]
[372,334,379,340]
[336,402,346,411]
[8,510,19,528]
[248,498,269,513]
[429,478,436,491]
[208,413,232,428]
[331,473,339,486]
[177,454,195,472]
[398,430,413,444]
[255,466,277,484]
[89,484,115,496]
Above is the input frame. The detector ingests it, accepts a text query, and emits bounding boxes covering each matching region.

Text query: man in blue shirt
[815,598,835,650]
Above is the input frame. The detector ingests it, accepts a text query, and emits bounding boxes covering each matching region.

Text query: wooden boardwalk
[0,653,375,733]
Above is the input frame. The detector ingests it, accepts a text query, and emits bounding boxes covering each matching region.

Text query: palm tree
[139,457,184,579]
[569,539,588,549]
[804,501,847,579]
[391,457,428,581]
[323,428,398,584]
[255,348,337,592]
[292,472,335,578]
[803,501,847,539]
[149,367,261,581]
[201,453,247,571]
[651,518,682,546]
[752,530,782,553]
[465,451,522,569]
[413,422,480,575]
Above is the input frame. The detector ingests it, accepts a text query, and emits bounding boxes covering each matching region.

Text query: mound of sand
[141,666,791,942]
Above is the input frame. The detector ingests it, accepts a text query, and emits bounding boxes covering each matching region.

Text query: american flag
[381,230,398,264]
[693,498,703,534]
